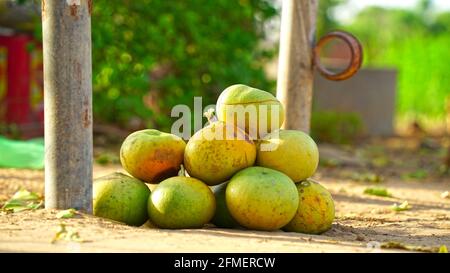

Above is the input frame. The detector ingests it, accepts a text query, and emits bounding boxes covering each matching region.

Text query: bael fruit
[211,182,241,229]
[148,176,216,229]
[93,172,151,226]
[216,84,285,139]
[184,121,256,186]
[257,130,319,182]
[120,129,186,184]
[226,166,298,231]
[283,180,335,234]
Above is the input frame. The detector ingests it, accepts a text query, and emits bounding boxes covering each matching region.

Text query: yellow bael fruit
[283,180,335,234]
[211,182,241,229]
[216,84,285,139]
[93,173,150,226]
[184,121,256,186]
[226,166,299,231]
[148,176,215,229]
[257,130,319,182]
[120,129,186,184]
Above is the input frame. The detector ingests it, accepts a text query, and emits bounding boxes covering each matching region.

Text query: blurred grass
[374,35,450,119]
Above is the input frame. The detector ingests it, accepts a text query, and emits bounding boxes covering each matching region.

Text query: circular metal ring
[314,31,363,81]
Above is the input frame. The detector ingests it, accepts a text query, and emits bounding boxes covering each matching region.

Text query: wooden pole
[43,0,93,212]
[277,0,318,133]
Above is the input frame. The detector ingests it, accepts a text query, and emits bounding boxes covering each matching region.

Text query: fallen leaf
[381,241,440,253]
[1,189,43,213]
[51,223,87,244]
[350,172,384,183]
[56,209,78,219]
[11,189,40,201]
[439,245,448,253]
[51,223,68,244]
[364,187,392,197]
[391,201,412,212]
[95,153,120,166]
[401,169,428,181]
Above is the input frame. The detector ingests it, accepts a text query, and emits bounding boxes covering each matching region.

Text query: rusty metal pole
[277,0,318,133]
[43,0,93,212]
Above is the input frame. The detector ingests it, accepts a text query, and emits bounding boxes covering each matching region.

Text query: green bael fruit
[148,177,216,229]
[283,180,335,234]
[120,129,186,184]
[211,182,241,229]
[257,130,319,182]
[93,172,151,226]
[216,84,285,139]
[226,167,298,231]
[184,121,256,186]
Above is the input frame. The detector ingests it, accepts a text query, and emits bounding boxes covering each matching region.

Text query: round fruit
[283,180,335,234]
[184,121,256,186]
[120,129,186,184]
[257,130,319,182]
[216,84,285,139]
[211,182,240,229]
[93,172,151,226]
[148,176,215,229]
[226,167,298,231]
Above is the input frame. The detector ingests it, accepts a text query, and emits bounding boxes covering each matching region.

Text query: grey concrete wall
[313,68,397,136]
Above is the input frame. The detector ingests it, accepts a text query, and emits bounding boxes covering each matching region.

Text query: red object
[0,34,44,138]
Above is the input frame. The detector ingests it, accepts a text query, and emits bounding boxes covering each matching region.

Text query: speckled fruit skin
[120,129,186,184]
[148,176,216,229]
[257,130,319,182]
[226,167,299,231]
[93,173,151,226]
[216,84,285,139]
[184,122,256,186]
[211,182,241,229]
[283,180,335,234]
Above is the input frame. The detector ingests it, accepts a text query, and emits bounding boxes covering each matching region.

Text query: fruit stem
[178,164,186,177]
[204,108,218,123]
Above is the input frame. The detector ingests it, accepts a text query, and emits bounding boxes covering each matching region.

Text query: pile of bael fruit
[94,84,335,234]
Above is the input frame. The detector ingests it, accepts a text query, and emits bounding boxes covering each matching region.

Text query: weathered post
[43,0,93,212]
[277,0,318,133]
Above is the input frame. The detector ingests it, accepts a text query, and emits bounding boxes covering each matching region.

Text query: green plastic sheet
[0,137,44,170]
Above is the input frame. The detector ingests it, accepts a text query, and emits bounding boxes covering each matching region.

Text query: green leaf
[391,201,412,212]
[401,170,428,180]
[56,209,78,219]
[364,187,392,197]
[11,189,40,201]
[352,172,384,183]
[51,223,86,244]
[1,189,43,213]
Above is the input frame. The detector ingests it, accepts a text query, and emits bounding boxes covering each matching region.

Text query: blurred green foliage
[317,0,347,36]
[311,111,364,144]
[90,0,277,131]
[17,0,449,133]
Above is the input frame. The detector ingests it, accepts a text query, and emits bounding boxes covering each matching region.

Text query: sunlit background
[0,0,449,142]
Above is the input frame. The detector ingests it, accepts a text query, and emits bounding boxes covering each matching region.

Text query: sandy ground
[0,137,449,253]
